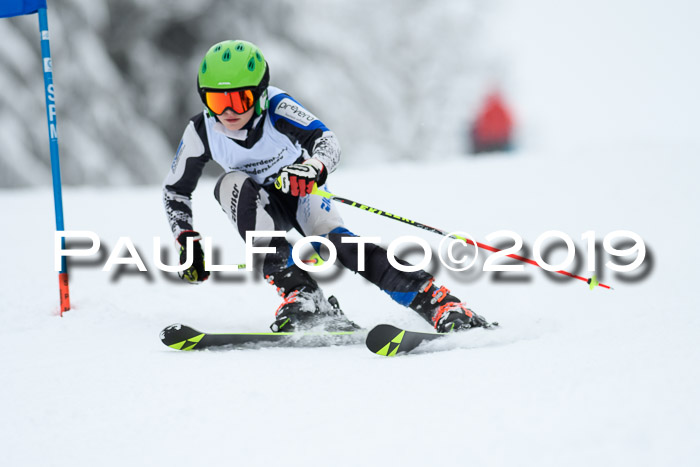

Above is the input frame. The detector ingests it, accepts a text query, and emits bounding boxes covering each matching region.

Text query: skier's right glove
[275,159,325,197]
[177,230,210,284]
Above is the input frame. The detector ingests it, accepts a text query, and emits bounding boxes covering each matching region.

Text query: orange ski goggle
[204,89,255,115]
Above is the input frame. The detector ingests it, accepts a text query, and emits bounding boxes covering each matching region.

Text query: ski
[365,322,499,356]
[365,324,444,356]
[160,323,364,351]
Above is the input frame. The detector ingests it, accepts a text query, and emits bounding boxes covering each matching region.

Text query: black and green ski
[365,322,499,356]
[161,322,497,354]
[365,324,445,356]
[160,323,364,350]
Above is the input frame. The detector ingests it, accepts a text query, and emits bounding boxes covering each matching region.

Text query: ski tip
[366,324,404,356]
[160,324,204,350]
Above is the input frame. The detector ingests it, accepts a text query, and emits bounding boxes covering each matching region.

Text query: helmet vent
[247,58,256,71]
[235,43,245,52]
[214,45,222,52]
[255,51,262,62]
[201,60,207,74]
[222,49,231,61]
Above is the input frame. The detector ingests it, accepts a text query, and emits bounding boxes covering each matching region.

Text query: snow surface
[3,1,700,466]
[3,150,699,466]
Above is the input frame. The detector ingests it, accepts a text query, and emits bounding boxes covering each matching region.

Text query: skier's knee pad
[214,171,261,231]
[214,171,250,206]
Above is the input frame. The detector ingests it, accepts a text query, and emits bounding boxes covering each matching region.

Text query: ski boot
[409,279,490,333]
[266,265,360,332]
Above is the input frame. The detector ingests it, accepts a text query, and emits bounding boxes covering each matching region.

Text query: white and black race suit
[163,86,431,307]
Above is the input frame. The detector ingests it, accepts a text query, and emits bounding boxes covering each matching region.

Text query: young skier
[163,39,489,333]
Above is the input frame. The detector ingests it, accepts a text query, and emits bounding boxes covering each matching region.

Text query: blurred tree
[0,0,496,187]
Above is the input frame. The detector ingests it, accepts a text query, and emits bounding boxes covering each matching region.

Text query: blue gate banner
[0,0,47,18]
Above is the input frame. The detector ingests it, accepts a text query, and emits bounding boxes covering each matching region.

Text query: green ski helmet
[197,40,270,116]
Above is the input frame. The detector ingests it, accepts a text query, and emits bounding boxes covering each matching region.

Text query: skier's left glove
[176,230,210,284]
[275,159,326,197]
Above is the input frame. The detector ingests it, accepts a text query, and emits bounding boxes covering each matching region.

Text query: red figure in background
[470,90,514,154]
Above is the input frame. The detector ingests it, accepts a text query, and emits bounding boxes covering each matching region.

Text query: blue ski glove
[177,230,210,284]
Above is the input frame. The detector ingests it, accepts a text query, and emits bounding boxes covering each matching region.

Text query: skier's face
[218,107,255,131]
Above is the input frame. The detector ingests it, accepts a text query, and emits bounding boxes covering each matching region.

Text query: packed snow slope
[2,148,700,466]
[3,0,700,466]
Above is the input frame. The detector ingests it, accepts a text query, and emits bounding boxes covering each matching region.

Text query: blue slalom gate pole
[38,7,71,315]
